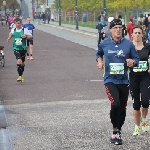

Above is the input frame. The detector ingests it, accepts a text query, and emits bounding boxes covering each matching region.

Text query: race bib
[15,38,22,45]
[133,61,148,72]
[109,63,124,74]
[29,30,32,34]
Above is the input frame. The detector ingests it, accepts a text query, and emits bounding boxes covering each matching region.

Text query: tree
[0,0,20,10]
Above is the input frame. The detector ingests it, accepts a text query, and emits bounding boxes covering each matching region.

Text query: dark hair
[118,15,122,19]
[132,25,143,33]
[140,14,143,18]
[14,18,22,23]
[130,18,133,22]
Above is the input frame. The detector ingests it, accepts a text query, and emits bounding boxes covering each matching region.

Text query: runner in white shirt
[10,22,16,29]
[1,13,5,28]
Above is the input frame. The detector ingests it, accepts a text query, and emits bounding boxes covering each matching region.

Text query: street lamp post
[103,0,107,21]
[32,0,34,21]
[37,0,39,13]
[20,0,22,15]
[58,0,61,26]
[75,0,78,30]
[3,0,6,18]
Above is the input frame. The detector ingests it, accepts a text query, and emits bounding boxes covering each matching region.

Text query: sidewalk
[32,19,129,39]
[32,19,97,34]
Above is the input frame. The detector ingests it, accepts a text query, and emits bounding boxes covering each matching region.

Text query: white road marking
[89,80,103,82]
[90,80,103,82]
[38,50,50,51]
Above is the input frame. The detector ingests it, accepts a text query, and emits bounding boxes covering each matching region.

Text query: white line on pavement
[90,80,103,82]
[85,80,103,82]
[38,50,50,51]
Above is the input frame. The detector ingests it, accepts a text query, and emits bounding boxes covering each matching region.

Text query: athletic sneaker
[141,120,149,132]
[110,131,122,145]
[30,56,33,60]
[133,125,140,135]
[26,56,30,60]
[21,76,24,82]
[17,76,22,82]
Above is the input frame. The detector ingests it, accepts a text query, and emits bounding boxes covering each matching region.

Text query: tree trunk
[136,7,139,24]
[73,11,74,23]
[124,8,127,25]
[64,10,66,21]
[94,10,96,25]
[115,11,118,19]
[87,10,88,22]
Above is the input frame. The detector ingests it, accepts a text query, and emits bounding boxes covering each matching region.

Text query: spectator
[142,25,147,44]
[46,12,50,24]
[127,19,135,41]
[100,17,114,39]
[130,15,133,20]
[96,17,107,46]
[83,13,87,22]
[51,14,55,21]
[118,15,127,37]
[138,14,145,26]
[144,14,150,28]
[98,11,104,21]
[146,22,150,44]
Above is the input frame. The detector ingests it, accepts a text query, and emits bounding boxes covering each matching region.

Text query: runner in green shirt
[7,18,32,82]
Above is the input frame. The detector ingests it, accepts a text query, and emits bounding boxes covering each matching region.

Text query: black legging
[105,83,129,130]
[98,32,105,47]
[130,75,150,110]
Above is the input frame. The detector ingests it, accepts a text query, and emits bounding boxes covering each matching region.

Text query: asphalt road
[0,24,150,150]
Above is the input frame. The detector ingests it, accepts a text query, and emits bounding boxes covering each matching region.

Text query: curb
[46,24,97,38]
[0,93,13,150]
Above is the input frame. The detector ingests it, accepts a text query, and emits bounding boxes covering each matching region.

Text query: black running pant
[105,83,129,130]
[130,75,150,110]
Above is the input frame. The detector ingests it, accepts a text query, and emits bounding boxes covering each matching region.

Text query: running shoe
[21,76,24,82]
[133,125,140,135]
[26,56,30,60]
[30,56,33,60]
[141,120,149,132]
[17,76,22,82]
[110,131,122,145]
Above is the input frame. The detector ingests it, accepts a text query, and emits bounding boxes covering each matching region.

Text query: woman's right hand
[97,62,104,70]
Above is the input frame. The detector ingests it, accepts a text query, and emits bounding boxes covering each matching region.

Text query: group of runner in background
[96,13,150,44]
[0,12,23,29]
[0,12,35,82]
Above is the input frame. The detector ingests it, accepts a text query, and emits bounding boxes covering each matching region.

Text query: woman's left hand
[148,69,150,73]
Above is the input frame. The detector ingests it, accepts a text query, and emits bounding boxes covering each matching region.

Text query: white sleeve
[24,28,32,36]
[10,28,14,35]
[10,23,14,28]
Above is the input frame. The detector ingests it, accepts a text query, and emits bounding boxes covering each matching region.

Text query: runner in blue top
[23,17,35,60]
[96,19,139,145]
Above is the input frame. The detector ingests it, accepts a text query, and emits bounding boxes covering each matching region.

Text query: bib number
[133,61,148,72]
[15,38,22,45]
[109,63,124,74]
